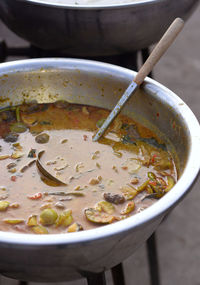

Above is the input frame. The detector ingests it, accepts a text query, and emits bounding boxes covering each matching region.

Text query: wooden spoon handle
[134,18,184,85]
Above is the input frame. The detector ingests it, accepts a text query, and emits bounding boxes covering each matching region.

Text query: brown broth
[0,101,177,234]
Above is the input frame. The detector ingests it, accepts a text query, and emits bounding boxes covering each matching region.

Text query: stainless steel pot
[0,0,199,56]
[0,58,199,282]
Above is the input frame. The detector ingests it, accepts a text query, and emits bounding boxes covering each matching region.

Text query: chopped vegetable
[9,202,20,209]
[154,159,172,170]
[112,118,123,132]
[82,106,89,115]
[61,139,68,144]
[130,177,139,185]
[54,163,69,171]
[142,193,161,200]
[55,202,65,209]
[113,150,122,158]
[138,138,166,150]
[16,106,20,122]
[0,155,10,160]
[120,185,138,200]
[11,151,24,159]
[4,133,19,143]
[122,158,141,174]
[56,210,73,227]
[4,219,24,224]
[96,162,101,168]
[35,133,49,144]
[148,172,156,180]
[10,122,27,133]
[97,201,115,214]
[165,176,175,192]
[32,225,49,234]
[96,119,105,128]
[10,176,17,182]
[121,201,135,215]
[27,215,38,227]
[0,201,10,211]
[28,192,43,200]
[104,193,125,204]
[122,135,136,145]
[83,135,88,141]
[8,168,17,173]
[85,208,115,224]
[7,162,17,169]
[1,110,15,122]
[67,222,83,232]
[89,178,99,185]
[91,151,100,160]
[137,180,149,192]
[28,149,36,158]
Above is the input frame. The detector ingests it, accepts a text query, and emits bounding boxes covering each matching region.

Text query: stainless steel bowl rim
[21,0,162,10]
[0,58,199,246]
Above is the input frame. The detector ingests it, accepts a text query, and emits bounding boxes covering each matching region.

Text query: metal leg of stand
[86,271,106,285]
[146,232,161,285]
[111,263,126,285]
[18,282,28,285]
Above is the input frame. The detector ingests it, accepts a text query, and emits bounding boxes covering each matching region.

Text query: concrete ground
[0,3,200,285]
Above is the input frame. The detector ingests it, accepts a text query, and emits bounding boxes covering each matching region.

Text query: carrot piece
[28,192,43,200]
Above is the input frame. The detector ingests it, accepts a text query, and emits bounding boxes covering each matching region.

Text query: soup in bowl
[0,58,199,282]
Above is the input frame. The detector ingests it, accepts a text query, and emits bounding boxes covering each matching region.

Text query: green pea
[40,208,58,226]
[0,201,10,211]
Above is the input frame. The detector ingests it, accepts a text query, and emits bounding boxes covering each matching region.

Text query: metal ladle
[93,17,184,142]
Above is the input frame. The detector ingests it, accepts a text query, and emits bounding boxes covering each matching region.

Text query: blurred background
[0,3,199,285]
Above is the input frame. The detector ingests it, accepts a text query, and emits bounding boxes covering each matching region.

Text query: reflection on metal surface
[0,0,198,56]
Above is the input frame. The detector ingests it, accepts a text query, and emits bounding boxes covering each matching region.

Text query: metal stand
[86,272,107,285]
[146,232,161,285]
[111,263,126,285]
[19,282,28,285]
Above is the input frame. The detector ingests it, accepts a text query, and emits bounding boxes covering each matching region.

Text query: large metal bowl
[0,58,199,282]
[0,0,199,56]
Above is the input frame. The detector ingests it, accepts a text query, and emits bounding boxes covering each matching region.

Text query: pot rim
[18,0,162,10]
[0,58,199,246]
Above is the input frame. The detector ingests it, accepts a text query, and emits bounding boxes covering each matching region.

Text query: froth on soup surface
[0,101,177,234]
